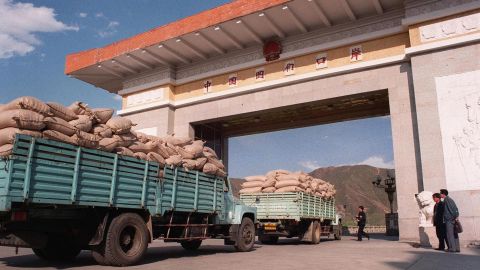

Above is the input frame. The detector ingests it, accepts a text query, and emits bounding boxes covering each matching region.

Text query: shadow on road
[383,248,480,270]
[0,244,262,269]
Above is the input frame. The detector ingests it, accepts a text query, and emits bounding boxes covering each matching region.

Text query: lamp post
[372,171,398,236]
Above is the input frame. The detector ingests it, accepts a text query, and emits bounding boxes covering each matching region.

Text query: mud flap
[224,224,239,245]
[300,221,314,243]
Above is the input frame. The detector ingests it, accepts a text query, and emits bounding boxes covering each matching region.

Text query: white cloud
[95,12,104,18]
[113,95,122,101]
[0,0,78,59]
[298,160,321,171]
[97,20,119,38]
[356,156,394,169]
[79,12,87,18]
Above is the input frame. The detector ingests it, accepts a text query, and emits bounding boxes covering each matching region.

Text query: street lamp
[372,171,398,236]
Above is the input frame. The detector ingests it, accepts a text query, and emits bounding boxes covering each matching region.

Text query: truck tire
[181,240,202,251]
[334,222,342,240]
[91,243,109,265]
[32,236,81,261]
[103,213,149,266]
[312,221,321,245]
[259,234,279,245]
[235,217,255,252]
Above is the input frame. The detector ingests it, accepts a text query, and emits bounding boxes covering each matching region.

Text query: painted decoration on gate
[263,41,282,62]
[255,68,265,81]
[228,74,238,87]
[315,53,328,69]
[350,45,363,62]
[203,79,213,93]
[284,60,295,75]
[436,70,480,191]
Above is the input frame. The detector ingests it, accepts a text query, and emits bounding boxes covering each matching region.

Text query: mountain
[229,165,396,226]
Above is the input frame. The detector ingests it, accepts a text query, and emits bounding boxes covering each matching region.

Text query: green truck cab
[240,192,342,244]
[0,135,256,266]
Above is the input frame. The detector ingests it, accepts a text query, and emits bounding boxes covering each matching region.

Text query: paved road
[0,235,478,270]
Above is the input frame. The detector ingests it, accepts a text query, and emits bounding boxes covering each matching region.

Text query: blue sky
[0,0,394,177]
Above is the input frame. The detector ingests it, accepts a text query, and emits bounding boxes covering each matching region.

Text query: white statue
[415,191,435,227]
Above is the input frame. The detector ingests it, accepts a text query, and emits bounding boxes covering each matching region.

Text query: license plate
[263,223,277,231]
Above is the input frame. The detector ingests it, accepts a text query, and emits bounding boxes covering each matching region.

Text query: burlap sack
[194,157,207,170]
[203,151,217,159]
[69,115,93,132]
[73,132,100,149]
[106,117,135,134]
[262,187,276,193]
[203,146,218,159]
[277,174,300,182]
[155,143,170,159]
[242,181,263,188]
[68,101,92,115]
[116,147,135,157]
[135,132,150,143]
[275,180,301,189]
[261,178,276,188]
[43,130,78,145]
[183,140,204,158]
[176,146,195,159]
[0,128,42,146]
[147,152,165,164]
[113,132,137,147]
[92,124,113,138]
[207,156,225,170]
[165,154,182,166]
[129,141,157,154]
[275,186,305,193]
[164,143,178,156]
[182,159,196,170]
[0,104,5,113]
[133,152,147,160]
[239,187,262,194]
[44,117,77,136]
[163,134,192,147]
[98,137,119,152]
[300,182,309,189]
[47,102,78,121]
[245,175,266,182]
[216,169,226,177]
[4,96,51,115]
[0,109,45,130]
[92,108,114,124]
[202,163,218,175]
[0,144,13,157]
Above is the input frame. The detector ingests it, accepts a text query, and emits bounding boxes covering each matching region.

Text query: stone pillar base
[419,226,438,248]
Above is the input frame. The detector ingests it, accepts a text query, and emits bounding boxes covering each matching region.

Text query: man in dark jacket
[356,206,370,241]
[440,189,460,252]
[432,193,448,250]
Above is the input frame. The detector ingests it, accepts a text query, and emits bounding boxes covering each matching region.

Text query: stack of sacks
[239,170,336,199]
[0,97,226,177]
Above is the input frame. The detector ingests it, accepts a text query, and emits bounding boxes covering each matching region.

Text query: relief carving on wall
[436,70,480,191]
[420,12,480,42]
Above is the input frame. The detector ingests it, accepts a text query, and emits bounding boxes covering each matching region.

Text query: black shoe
[455,250,460,253]
[367,235,370,240]
[357,239,362,241]
[435,248,444,251]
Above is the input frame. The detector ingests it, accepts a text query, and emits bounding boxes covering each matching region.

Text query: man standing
[356,206,370,241]
[440,189,460,252]
[432,193,448,250]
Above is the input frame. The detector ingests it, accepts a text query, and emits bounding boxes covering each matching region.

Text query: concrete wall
[411,42,480,244]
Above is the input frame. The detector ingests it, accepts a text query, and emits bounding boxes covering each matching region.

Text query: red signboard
[263,41,282,61]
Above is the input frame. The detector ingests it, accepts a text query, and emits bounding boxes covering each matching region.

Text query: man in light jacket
[440,189,460,252]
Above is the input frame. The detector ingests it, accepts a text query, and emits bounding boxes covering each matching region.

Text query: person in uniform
[356,206,370,241]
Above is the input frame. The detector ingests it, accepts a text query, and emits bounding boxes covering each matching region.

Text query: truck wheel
[91,243,109,265]
[334,223,342,240]
[312,221,321,245]
[32,236,81,261]
[103,213,149,266]
[181,240,202,251]
[259,234,279,245]
[235,217,255,252]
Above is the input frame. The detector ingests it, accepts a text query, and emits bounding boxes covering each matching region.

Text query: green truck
[0,135,256,266]
[240,192,342,244]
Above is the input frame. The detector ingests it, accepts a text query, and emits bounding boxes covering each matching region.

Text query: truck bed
[240,192,335,221]
[0,135,224,216]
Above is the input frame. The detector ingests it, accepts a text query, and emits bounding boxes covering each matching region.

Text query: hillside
[229,165,396,226]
